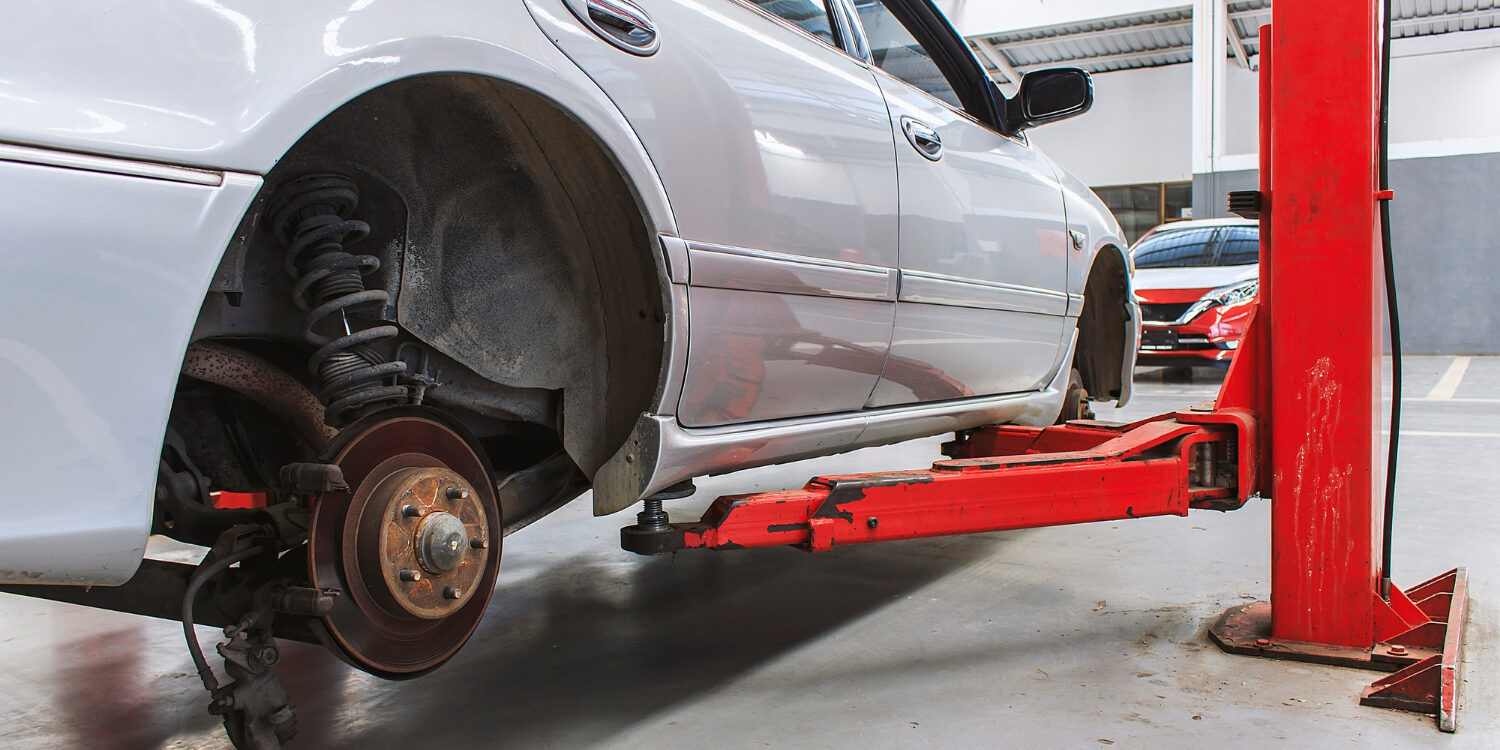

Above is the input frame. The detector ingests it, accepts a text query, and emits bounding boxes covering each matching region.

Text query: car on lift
[0,0,1135,744]
[1133,218,1259,368]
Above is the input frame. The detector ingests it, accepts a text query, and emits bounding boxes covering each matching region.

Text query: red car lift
[621,0,1467,732]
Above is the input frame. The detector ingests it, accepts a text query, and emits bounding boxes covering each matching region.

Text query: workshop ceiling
[967,0,1500,83]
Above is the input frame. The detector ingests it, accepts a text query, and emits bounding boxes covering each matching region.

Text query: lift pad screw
[1389,645,1407,656]
[446,486,469,500]
[1255,638,1272,647]
[401,504,421,518]
[470,537,488,550]
[867,517,879,529]
[399,568,422,582]
[443,586,462,600]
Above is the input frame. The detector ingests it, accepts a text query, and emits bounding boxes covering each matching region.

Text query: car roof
[1145,218,1257,232]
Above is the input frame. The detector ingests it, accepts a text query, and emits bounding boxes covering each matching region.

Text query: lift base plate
[1209,568,1468,732]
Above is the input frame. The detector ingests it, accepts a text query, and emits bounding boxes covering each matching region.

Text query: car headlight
[1181,279,1258,321]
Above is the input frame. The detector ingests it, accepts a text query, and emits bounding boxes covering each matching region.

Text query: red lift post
[621,0,1467,730]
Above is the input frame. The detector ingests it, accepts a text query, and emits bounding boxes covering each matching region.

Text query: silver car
[0,0,1135,737]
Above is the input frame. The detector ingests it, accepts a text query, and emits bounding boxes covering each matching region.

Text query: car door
[849,0,1072,407]
[530,0,900,427]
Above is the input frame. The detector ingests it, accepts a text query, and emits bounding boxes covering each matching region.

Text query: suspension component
[307,408,502,677]
[268,174,409,426]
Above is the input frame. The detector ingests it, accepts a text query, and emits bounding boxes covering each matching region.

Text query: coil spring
[268,174,408,426]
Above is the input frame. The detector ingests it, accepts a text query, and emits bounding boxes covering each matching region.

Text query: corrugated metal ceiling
[969,0,1500,83]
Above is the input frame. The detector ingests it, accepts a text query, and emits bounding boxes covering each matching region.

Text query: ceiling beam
[972,38,1025,88]
[1227,19,1253,70]
[981,18,1191,55]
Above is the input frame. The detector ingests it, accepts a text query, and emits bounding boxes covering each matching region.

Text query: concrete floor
[3,358,1498,749]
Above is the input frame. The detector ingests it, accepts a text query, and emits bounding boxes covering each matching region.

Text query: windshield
[1132,226,1259,269]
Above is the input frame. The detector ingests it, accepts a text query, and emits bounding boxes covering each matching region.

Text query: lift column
[1209,0,1467,731]
[1267,0,1386,652]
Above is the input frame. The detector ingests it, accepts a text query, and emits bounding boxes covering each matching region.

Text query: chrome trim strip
[591,335,1074,514]
[688,241,896,301]
[899,269,1069,315]
[652,283,691,415]
[659,235,689,284]
[0,142,224,186]
[1118,296,1140,407]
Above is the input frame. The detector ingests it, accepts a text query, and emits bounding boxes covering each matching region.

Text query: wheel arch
[1074,243,1137,405]
[203,70,681,482]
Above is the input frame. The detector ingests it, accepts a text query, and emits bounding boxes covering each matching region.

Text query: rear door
[850,0,1072,407]
[531,0,901,426]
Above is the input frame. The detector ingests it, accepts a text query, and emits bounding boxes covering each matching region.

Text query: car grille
[1140,302,1194,323]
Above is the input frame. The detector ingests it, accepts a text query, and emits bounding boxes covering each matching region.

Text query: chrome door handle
[900,117,943,160]
[564,0,660,55]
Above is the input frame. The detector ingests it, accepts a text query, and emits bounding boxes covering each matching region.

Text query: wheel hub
[307,411,502,678]
[360,467,488,620]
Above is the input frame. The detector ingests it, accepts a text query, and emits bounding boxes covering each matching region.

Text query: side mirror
[1008,68,1093,131]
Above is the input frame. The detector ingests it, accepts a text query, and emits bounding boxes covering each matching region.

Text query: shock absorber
[268,174,409,426]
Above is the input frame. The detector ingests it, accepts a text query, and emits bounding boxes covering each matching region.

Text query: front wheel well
[1074,246,1130,402]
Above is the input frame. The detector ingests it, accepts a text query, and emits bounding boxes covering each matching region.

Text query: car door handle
[564,0,660,55]
[900,117,943,160]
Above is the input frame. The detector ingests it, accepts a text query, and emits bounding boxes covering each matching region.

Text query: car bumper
[1137,299,1254,369]
[0,148,260,584]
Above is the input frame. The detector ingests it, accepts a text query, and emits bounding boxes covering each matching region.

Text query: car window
[744,0,838,45]
[1216,226,1259,266]
[1132,227,1219,269]
[853,0,962,109]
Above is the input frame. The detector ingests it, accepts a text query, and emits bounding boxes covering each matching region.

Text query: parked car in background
[1132,218,1259,368]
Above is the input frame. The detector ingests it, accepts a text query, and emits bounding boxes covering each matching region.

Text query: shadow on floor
[42,531,1006,749]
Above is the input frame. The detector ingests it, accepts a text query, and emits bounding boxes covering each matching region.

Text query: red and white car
[1131,218,1259,368]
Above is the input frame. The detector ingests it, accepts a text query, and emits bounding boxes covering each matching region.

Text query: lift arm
[622,407,1256,555]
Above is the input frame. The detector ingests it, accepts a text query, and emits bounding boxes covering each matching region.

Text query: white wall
[1027,34,1500,186]
[1028,64,1193,186]
[1223,34,1500,159]
[936,0,1182,37]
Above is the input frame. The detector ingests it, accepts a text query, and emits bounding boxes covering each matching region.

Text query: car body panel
[530,0,905,426]
[594,329,1079,509]
[0,153,261,584]
[868,70,1070,406]
[0,0,1141,578]
[1051,155,1136,405]
[0,2,680,238]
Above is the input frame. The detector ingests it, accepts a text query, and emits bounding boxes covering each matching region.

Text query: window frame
[729,0,850,53]
[836,0,1010,135]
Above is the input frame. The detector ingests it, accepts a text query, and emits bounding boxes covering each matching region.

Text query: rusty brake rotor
[307,409,501,679]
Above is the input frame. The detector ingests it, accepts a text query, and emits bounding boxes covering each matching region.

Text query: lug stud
[401,504,421,518]
[470,536,488,550]
[446,486,469,500]
[443,586,462,600]
[399,568,421,582]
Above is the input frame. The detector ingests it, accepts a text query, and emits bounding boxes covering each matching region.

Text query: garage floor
[3,358,1497,749]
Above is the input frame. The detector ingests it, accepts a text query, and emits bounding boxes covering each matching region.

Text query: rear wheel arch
[196,73,673,484]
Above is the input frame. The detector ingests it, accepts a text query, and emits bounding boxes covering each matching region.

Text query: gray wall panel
[1190,152,1500,354]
